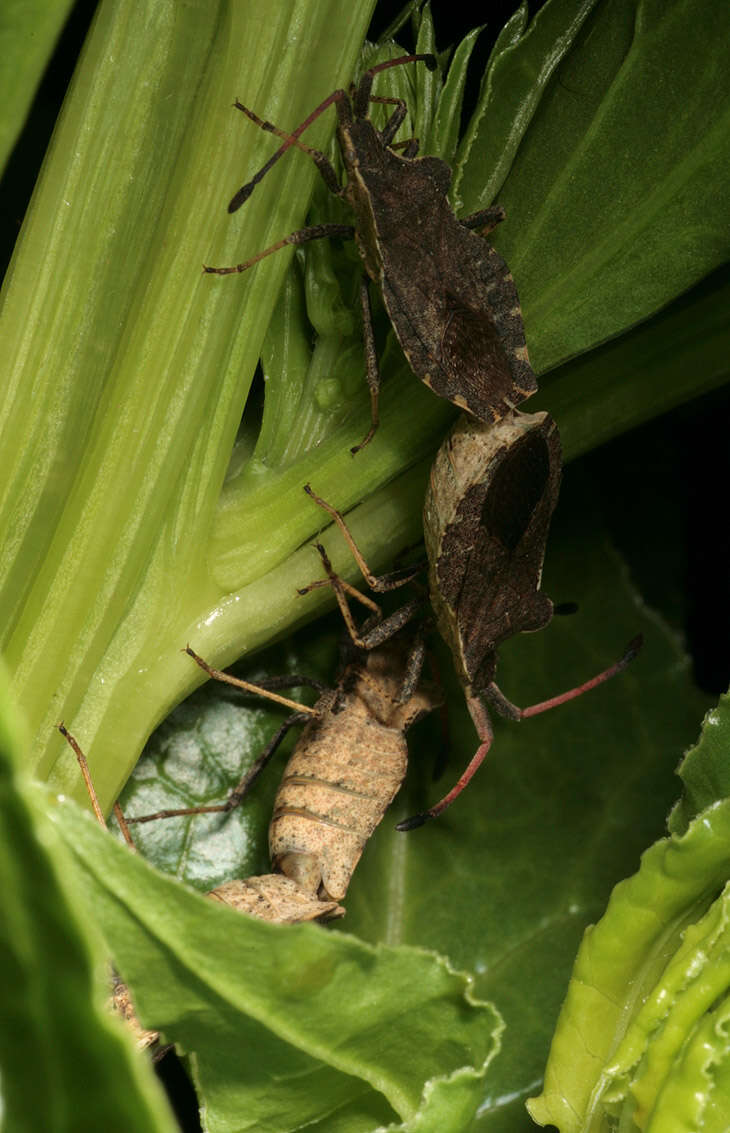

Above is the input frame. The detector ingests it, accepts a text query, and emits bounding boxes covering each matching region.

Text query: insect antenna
[227,87,348,212]
[57,722,136,849]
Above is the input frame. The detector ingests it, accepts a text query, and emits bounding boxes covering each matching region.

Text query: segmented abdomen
[269,697,407,901]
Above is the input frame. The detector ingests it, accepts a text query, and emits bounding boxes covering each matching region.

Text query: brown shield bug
[205,54,537,451]
[403,409,642,828]
[303,410,642,829]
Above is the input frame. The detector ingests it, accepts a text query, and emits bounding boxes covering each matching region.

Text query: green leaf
[670,691,730,836]
[2,2,729,1126]
[527,792,730,1131]
[0,0,385,806]
[0,0,75,172]
[454,0,597,212]
[527,648,730,1131]
[51,795,503,1133]
[472,0,730,374]
[432,25,483,166]
[526,679,730,1128]
[0,663,176,1132]
[535,264,730,461]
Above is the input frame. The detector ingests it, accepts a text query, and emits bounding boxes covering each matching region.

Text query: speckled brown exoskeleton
[303,411,642,829]
[266,634,438,900]
[122,636,440,905]
[204,53,537,451]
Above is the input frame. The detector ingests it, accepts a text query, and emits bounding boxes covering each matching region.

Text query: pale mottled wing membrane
[437,421,561,691]
[209,875,344,922]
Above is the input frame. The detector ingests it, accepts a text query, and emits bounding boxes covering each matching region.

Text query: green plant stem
[1,0,377,805]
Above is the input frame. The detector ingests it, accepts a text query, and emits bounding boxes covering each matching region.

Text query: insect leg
[56,724,166,1053]
[304,541,382,648]
[227,86,351,211]
[394,636,642,828]
[459,205,506,235]
[352,53,437,118]
[350,276,382,453]
[183,645,319,715]
[396,695,494,830]
[203,223,354,275]
[125,710,311,824]
[302,483,421,592]
[238,673,329,696]
[484,635,643,721]
[368,95,408,146]
[390,137,420,158]
[357,597,423,650]
[231,101,342,199]
[297,569,381,615]
[119,645,320,820]
[396,627,427,703]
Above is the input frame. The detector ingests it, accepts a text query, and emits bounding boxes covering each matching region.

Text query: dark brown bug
[424,411,562,698]
[205,54,537,451]
[303,410,641,829]
[125,637,440,905]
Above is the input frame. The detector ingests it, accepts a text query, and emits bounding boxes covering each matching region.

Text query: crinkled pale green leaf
[528,719,730,1130]
[600,884,730,1127]
[670,691,730,836]
[646,996,730,1132]
[51,796,503,1133]
[529,631,730,1131]
[0,0,75,172]
[0,664,175,1133]
[703,1017,730,1133]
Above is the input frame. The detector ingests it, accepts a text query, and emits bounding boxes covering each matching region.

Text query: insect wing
[424,412,561,692]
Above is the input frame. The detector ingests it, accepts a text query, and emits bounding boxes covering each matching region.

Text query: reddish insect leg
[484,635,643,722]
[396,696,493,831]
[397,635,643,830]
